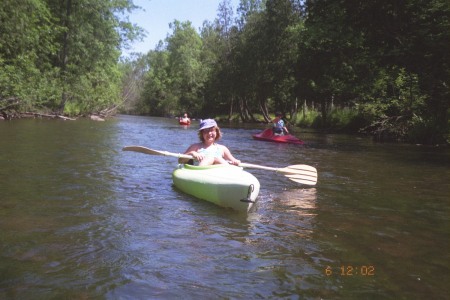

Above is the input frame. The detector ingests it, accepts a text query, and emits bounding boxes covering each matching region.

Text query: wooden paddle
[122,145,317,186]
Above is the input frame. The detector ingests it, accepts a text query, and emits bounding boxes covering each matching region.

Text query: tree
[200,0,239,119]
[0,0,144,117]
[140,48,174,115]
[301,0,365,125]
[264,0,302,117]
[341,0,450,143]
[140,21,207,117]
[118,53,149,114]
[125,0,448,144]
[166,20,206,115]
[0,0,61,111]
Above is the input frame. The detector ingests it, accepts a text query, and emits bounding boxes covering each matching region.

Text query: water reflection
[278,188,317,212]
[269,188,317,240]
[1,116,448,299]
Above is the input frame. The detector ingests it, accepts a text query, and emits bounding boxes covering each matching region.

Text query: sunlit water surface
[0,115,448,299]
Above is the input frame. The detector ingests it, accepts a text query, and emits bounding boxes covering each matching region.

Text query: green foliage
[139,21,208,117]
[118,54,149,114]
[63,65,122,116]
[295,110,320,128]
[63,101,81,116]
[131,0,448,144]
[0,0,61,109]
[140,50,173,115]
[357,67,432,142]
[328,108,362,131]
[167,21,207,114]
[0,0,143,116]
[0,55,62,111]
[1,0,447,144]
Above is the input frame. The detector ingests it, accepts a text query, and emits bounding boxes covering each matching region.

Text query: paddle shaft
[239,163,278,172]
[123,147,282,170]
[122,145,317,185]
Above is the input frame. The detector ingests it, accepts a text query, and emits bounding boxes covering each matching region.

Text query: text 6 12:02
[325,265,375,276]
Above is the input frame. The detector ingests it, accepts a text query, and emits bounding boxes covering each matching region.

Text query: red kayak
[179,119,191,125]
[252,128,304,145]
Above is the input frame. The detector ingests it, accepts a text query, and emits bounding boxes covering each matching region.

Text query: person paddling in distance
[272,112,289,135]
[179,112,190,123]
[179,119,241,166]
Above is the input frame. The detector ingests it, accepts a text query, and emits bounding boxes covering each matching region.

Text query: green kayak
[172,164,260,212]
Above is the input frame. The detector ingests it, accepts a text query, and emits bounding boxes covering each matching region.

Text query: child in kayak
[180,119,241,166]
[272,112,289,135]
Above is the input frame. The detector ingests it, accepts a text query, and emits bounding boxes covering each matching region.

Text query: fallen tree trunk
[21,112,77,121]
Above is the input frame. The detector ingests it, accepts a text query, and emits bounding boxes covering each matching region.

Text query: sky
[124,0,240,56]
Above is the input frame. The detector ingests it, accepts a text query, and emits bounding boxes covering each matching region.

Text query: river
[0,115,448,299]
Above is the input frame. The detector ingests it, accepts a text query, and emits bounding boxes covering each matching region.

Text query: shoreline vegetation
[1,0,448,145]
[3,105,448,146]
[0,97,108,121]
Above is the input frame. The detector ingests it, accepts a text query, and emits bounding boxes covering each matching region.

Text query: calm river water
[0,115,448,299]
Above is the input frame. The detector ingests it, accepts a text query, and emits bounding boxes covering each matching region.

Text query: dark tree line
[123,0,448,144]
[1,0,448,144]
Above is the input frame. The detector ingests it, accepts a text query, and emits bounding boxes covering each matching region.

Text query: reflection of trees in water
[279,188,317,213]
[274,188,318,239]
[243,188,318,244]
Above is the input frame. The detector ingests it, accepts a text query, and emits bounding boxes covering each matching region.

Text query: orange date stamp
[325,265,375,276]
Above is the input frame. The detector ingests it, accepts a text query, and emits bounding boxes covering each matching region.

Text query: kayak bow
[172,164,260,212]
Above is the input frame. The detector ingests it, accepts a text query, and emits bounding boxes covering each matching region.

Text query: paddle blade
[283,174,318,185]
[278,164,317,174]
[277,164,318,186]
[239,162,318,185]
